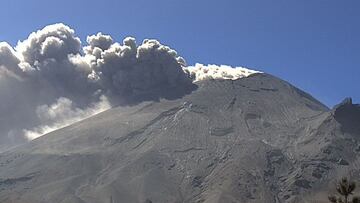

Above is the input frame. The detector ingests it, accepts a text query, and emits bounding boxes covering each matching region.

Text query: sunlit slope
[2,73,359,203]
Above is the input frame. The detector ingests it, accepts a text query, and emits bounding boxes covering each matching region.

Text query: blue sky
[0,0,359,107]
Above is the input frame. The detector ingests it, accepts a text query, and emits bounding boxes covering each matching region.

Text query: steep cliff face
[0,73,357,203]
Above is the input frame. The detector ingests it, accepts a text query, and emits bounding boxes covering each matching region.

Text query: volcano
[0,73,359,203]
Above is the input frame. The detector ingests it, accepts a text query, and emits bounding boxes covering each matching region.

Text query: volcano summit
[0,24,358,203]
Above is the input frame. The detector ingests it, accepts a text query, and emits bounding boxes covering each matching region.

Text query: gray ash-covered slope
[0,73,358,203]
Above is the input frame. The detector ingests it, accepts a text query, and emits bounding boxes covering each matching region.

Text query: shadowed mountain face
[333,98,360,135]
[0,73,358,203]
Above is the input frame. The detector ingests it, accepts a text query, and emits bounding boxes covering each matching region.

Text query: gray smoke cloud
[0,23,259,150]
[84,34,194,102]
[0,23,195,150]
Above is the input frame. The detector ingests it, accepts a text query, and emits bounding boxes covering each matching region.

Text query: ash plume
[0,23,257,147]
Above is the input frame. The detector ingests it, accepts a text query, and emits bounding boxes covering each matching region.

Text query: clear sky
[0,0,359,107]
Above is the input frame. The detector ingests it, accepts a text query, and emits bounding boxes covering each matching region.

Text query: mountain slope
[0,73,358,203]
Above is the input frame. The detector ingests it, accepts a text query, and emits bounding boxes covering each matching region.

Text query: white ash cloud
[0,42,21,74]
[16,23,82,65]
[184,63,261,82]
[24,96,110,140]
[86,32,113,51]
